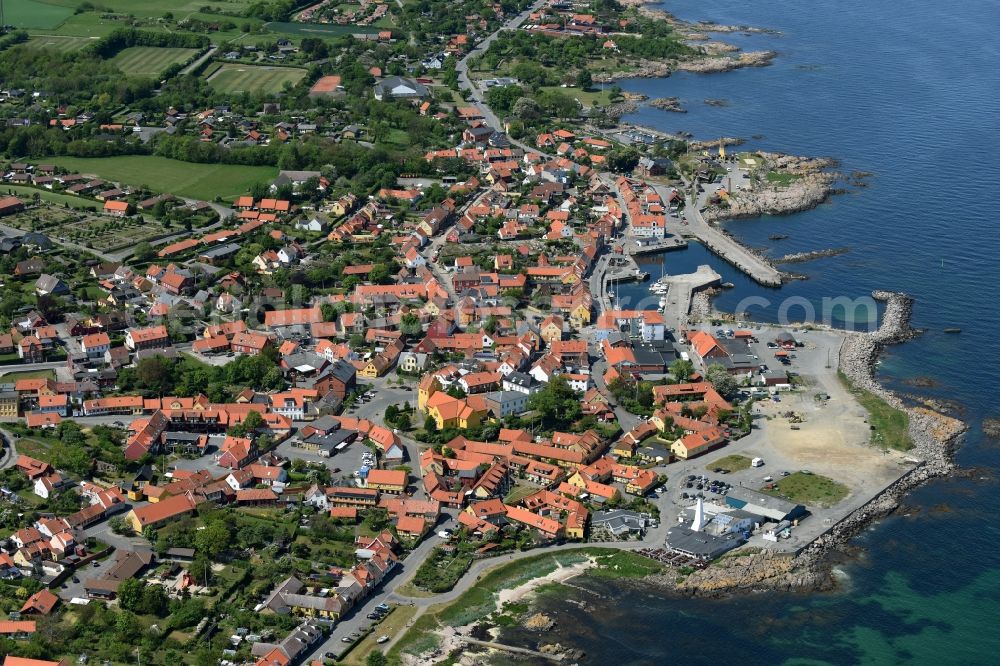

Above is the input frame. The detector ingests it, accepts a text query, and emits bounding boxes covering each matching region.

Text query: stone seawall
[649,291,966,596]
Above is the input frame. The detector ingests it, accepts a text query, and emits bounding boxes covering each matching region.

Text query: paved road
[0,428,17,469]
[181,45,218,76]
[455,0,548,149]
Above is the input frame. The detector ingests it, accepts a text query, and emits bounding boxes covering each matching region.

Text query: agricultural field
[25,34,95,52]
[35,155,278,202]
[207,63,308,94]
[4,0,75,29]
[110,46,199,78]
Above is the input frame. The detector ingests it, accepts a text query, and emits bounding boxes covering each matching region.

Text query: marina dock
[651,185,784,287]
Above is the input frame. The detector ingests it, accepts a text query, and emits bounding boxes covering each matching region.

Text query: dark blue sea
[508,0,1000,663]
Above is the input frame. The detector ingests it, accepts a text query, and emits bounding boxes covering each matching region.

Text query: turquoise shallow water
[504,0,1000,663]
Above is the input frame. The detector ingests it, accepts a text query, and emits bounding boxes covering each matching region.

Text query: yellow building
[0,390,19,418]
[364,469,407,494]
[359,355,389,378]
[569,303,591,329]
[417,374,441,412]
[425,391,486,430]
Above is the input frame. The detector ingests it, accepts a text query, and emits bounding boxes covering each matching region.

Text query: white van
[751,457,764,468]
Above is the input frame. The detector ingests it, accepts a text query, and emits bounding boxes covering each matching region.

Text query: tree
[366,652,388,666]
[575,70,593,90]
[320,302,337,322]
[669,359,694,383]
[706,363,738,397]
[117,578,143,612]
[109,515,133,536]
[194,520,231,558]
[424,415,437,433]
[400,313,422,337]
[133,242,155,262]
[527,376,581,429]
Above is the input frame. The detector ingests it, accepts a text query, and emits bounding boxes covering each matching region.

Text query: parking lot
[658,326,917,551]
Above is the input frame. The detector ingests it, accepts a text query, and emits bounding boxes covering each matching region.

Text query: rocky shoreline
[703,153,841,222]
[649,97,686,113]
[642,292,965,597]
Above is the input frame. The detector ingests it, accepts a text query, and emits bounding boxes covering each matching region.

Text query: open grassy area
[1,185,98,210]
[110,46,199,78]
[707,454,752,473]
[1,368,57,382]
[5,0,75,29]
[766,171,801,186]
[763,471,849,507]
[503,483,539,504]
[839,370,913,451]
[207,64,307,95]
[36,156,278,202]
[263,21,379,37]
[537,85,617,107]
[391,548,654,660]
[340,605,418,666]
[26,34,95,52]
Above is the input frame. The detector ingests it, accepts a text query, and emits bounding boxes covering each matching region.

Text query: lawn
[538,85,617,107]
[263,21,379,37]
[4,0,75,29]
[12,437,55,461]
[766,171,801,186]
[340,605,418,666]
[1,185,100,210]
[708,454,752,473]
[763,471,849,507]
[503,483,539,504]
[110,46,199,78]
[36,156,278,202]
[1,369,57,382]
[26,35,95,52]
[839,371,913,451]
[207,64,308,95]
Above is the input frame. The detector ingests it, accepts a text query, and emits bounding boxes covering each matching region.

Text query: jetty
[651,185,783,287]
[457,637,565,662]
[625,236,688,255]
[658,264,722,327]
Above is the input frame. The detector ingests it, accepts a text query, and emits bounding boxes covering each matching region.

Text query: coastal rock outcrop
[675,50,777,73]
[649,97,686,112]
[775,247,850,264]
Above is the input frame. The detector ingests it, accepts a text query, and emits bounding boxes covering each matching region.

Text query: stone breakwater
[793,292,965,567]
[775,247,851,264]
[647,292,966,597]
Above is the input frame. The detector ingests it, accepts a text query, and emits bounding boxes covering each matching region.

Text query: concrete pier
[659,264,722,328]
[652,185,784,287]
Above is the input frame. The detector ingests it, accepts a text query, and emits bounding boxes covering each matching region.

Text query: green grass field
[263,21,379,37]
[207,64,307,94]
[110,46,199,78]
[36,156,278,202]
[25,34,95,52]
[839,370,913,451]
[4,0,75,29]
[1,184,99,209]
[763,471,849,507]
[707,454,752,473]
